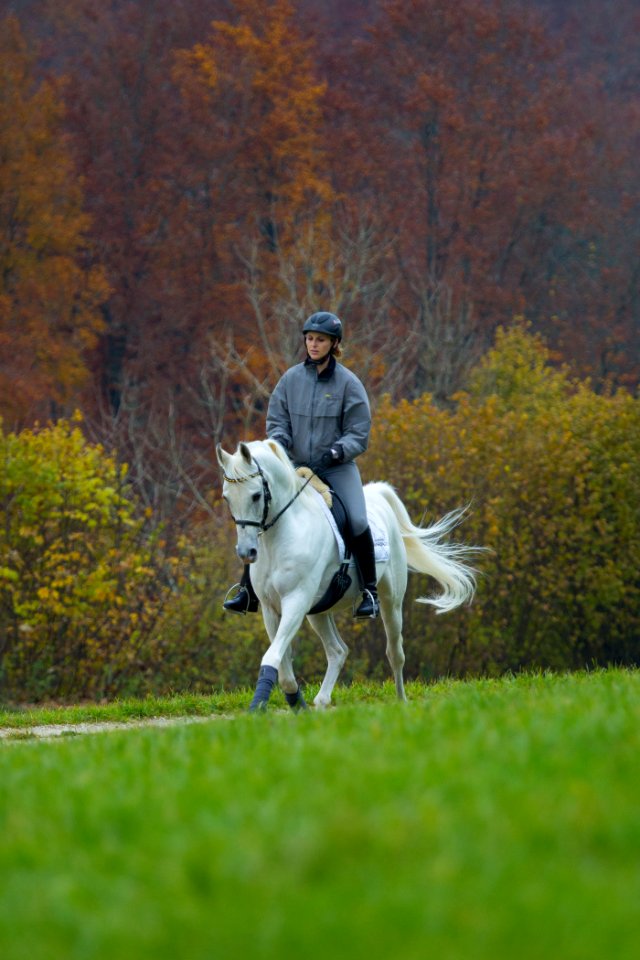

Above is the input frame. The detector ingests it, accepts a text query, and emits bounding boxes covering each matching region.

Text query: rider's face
[305,333,334,363]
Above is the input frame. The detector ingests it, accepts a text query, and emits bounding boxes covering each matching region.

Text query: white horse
[216,439,481,711]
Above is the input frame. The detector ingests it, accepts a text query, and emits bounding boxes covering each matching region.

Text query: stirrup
[354,588,379,620]
[223,583,258,615]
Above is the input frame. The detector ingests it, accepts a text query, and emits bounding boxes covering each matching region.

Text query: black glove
[310,447,343,475]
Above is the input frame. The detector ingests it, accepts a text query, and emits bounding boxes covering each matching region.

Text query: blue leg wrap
[249,664,278,712]
[285,687,309,712]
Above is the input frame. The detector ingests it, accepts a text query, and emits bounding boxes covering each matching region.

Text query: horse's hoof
[247,701,268,714]
[285,688,309,712]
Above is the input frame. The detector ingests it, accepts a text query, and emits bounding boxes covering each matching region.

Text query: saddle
[296,467,354,615]
[295,467,352,545]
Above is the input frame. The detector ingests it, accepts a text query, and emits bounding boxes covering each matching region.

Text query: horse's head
[216,442,268,562]
[217,439,297,562]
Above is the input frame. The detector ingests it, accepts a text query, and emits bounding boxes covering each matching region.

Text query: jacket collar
[305,354,336,381]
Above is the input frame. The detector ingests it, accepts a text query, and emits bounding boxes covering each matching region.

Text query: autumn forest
[3,0,639,433]
[1,0,639,699]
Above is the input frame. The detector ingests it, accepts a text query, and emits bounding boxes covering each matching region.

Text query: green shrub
[0,417,191,701]
[364,326,640,677]
[3,325,638,702]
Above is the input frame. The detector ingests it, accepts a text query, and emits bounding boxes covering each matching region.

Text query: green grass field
[1,670,639,960]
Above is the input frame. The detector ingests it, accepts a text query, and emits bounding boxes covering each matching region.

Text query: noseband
[223,457,312,534]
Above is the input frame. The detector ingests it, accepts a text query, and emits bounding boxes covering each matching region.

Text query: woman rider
[223,310,379,620]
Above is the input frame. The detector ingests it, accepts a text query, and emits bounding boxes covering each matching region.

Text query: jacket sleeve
[265,373,293,452]
[338,374,371,462]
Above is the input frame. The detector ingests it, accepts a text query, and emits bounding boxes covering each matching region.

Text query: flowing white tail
[369,482,479,613]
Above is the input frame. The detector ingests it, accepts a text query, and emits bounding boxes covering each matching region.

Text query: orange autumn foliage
[174,0,332,252]
[171,0,335,366]
[0,16,107,427]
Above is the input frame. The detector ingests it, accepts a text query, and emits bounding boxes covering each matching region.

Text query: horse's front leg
[259,605,309,712]
[249,593,309,712]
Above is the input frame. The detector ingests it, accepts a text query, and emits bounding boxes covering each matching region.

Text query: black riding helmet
[302,311,343,342]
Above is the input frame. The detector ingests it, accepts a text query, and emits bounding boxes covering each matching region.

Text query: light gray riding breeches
[320,460,369,537]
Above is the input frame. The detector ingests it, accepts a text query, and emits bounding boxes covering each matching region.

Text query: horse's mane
[224,439,331,511]
[228,439,302,492]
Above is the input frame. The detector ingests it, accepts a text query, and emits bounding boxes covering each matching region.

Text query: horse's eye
[252,492,261,503]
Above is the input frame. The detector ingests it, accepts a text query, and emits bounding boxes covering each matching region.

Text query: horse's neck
[261,485,326,556]
[268,472,299,516]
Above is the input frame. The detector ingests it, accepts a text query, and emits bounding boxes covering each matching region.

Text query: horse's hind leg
[380,595,407,702]
[307,613,348,708]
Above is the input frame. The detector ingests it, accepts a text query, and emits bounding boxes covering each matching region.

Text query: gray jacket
[266,357,371,466]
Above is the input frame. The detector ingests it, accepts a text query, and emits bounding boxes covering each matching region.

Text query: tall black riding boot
[223,564,259,614]
[351,526,380,619]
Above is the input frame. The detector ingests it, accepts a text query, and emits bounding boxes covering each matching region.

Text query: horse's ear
[238,442,253,465]
[266,438,286,461]
[216,444,231,471]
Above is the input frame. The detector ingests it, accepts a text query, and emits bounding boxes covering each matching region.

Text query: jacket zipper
[309,371,319,463]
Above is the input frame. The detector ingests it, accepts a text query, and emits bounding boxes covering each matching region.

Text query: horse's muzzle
[237,545,258,563]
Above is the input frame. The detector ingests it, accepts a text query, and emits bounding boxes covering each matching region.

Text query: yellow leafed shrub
[2,326,638,702]
[0,418,191,701]
[364,326,640,677]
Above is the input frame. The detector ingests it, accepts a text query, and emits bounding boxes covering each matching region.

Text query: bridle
[222,457,313,534]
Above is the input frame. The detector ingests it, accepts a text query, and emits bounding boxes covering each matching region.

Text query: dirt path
[0,714,222,741]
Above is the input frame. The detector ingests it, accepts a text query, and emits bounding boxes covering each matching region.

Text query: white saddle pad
[311,488,390,564]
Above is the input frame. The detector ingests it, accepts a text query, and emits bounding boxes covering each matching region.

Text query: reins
[223,457,313,534]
